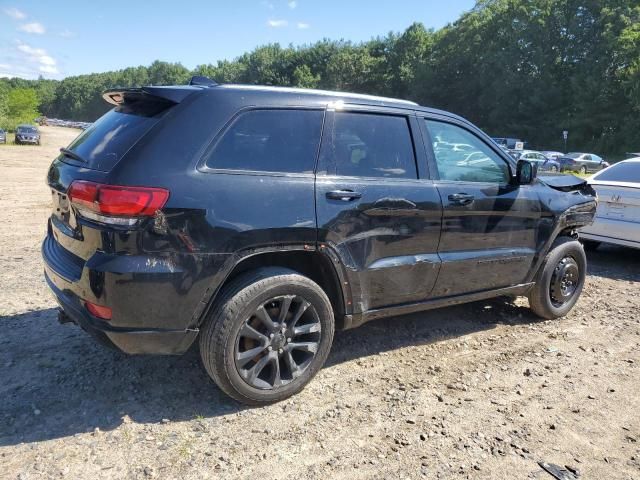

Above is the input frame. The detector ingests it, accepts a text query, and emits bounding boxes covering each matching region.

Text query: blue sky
[0,0,475,80]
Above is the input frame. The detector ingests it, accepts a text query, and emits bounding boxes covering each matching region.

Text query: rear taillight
[85,301,112,320]
[68,181,169,226]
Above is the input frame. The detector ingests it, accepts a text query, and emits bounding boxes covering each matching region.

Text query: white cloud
[288,1,297,8]
[297,22,310,29]
[4,7,26,20]
[16,42,59,75]
[19,22,46,34]
[59,29,75,38]
[267,19,288,27]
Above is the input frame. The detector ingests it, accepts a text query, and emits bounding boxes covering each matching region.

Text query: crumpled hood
[537,173,587,192]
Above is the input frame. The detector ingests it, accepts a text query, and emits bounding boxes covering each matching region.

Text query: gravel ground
[0,127,639,479]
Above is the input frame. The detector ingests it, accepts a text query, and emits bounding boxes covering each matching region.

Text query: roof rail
[189,75,218,87]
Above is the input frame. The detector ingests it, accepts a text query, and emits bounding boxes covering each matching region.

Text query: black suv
[43,79,596,405]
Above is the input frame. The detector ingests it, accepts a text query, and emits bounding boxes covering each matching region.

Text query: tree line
[1,0,638,157]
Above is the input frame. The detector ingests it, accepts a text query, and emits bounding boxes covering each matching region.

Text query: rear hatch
[46,86,198,269]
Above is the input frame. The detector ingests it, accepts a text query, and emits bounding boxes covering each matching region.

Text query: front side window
[425,120,510,183]
[205,109,323,174]
[321,112,417,179]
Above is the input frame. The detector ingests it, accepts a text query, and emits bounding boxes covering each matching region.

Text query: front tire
[528,237,586,319]
[580,165,587,174]
[199,267,335,405]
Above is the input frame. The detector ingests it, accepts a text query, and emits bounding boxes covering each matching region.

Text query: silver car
[580,158,640,250]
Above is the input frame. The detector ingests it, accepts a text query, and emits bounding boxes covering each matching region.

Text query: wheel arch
[196,248,350,330]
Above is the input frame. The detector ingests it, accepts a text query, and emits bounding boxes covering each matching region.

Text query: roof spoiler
[102,85,204,106]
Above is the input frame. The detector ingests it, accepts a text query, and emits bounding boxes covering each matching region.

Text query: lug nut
[269,333,274,339]
[287,338,291,343]
[278,348,283,354]
[267,346,273,351]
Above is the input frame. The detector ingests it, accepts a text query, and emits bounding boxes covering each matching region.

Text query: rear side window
[204,109,323,174]
[60,97,171,172]
[595,162,640,182]
[321,112,417,179]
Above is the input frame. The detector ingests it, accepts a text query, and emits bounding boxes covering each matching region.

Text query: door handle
[326,190,362,201]
[448,193,474,206]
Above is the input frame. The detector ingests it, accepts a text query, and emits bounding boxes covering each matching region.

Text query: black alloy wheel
[234,294,321,389]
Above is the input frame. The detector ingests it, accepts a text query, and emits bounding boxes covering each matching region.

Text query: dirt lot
[0,126,639,479]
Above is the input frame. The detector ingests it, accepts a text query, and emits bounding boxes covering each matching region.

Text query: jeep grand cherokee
[43,78,597,405]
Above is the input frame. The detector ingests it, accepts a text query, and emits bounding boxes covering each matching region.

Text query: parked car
[14,124,40,145]
[492,137,525,149]
[0,128,6,144]
[559,152,609,174]
[580,158,640,250]
[542,151,564,161]
[42,80,597,404]
[511,150,560,172]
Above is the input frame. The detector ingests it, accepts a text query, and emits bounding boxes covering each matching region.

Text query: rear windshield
[58,97,171,172]
[595,162,640,183]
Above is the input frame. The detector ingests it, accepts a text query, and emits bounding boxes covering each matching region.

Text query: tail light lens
[68,181,169,226]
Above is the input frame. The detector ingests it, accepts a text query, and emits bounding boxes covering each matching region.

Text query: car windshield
[18,126,37,133]
[595,162,640,183]
[565,152,582,159]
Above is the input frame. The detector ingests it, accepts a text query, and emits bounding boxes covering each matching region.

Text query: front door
[315,109,442,312]
[422,117,541,298]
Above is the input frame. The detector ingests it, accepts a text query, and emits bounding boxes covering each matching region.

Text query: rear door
[315,107,442,312]
[421,116,541,298]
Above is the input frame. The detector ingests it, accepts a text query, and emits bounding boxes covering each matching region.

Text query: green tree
[5,88,40,129]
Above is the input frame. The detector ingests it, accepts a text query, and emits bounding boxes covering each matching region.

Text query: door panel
[432,182,540,297]
[423,118,541,298]
[316,177,442,311]
[315,110,442,312]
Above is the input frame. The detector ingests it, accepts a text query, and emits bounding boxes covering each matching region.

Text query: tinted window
[205,109,323,174]
[426,120,510,183]
[595,162,640,182]
[321,112,416,179]
[61,104,168,172]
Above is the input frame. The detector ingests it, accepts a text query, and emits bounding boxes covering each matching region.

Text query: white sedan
[580,158,640,250]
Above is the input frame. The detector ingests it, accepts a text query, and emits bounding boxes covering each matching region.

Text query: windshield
[18,126,37,133]
[595,162,640,183]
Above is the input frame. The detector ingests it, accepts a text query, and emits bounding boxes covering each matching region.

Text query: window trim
[316,109,421,181]
[197,106,326,178]
[420,115,514,184]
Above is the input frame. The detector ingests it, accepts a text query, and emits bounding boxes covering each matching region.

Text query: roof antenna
[189,75,218,87]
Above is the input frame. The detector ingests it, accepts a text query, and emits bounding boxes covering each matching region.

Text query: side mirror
[516,159,536,184]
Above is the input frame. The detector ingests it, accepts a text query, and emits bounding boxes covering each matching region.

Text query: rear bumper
[44,269,198,354]
[41,230,213,355]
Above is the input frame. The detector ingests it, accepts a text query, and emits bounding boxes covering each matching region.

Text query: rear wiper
[59,147,87,163]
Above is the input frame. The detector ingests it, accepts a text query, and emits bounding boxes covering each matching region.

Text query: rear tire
[199,267,335,405]
[580,165,587,174]
[528,237,586,319]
